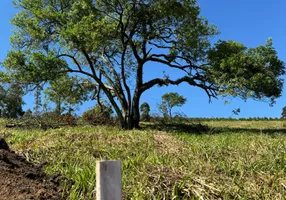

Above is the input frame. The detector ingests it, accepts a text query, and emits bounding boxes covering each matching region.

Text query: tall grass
[1,120,286,199]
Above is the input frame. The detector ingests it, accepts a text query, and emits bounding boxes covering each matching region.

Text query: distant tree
[140,102,150,122]
[281,106,286,119]
[33,85,43,114]
[0,83,25,118]
[159,92,187,119]
[23,109,33,118]
[44,75,93,115]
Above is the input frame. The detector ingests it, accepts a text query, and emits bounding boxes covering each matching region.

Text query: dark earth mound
[0,138,70,200]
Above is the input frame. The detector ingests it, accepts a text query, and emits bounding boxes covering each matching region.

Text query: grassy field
[1,119,286,199]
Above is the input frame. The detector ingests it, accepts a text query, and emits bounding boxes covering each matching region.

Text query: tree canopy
[0,83,25,118]
[140,102,151,122]
[43,75,94,114]
[281,106,286,119]
[2,0,285,129]
[159,92,187,119]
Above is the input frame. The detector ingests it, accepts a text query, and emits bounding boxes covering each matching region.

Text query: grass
[1,119,286,199]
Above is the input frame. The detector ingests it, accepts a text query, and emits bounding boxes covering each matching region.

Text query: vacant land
[1,119,286,199]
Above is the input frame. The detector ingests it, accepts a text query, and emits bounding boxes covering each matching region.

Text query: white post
[96,160,122,200]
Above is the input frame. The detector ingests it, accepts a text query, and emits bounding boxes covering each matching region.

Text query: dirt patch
[0,138,71,200]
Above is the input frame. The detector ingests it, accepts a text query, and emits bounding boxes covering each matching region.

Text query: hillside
[1,119,286,199]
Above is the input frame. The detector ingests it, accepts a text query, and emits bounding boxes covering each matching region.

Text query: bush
[140,102,151,122]
[22,109,33,119]
[59,113,77,126]
[82,104,115,126]
[141,113,151,122]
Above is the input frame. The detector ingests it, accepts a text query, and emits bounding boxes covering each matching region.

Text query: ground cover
[1,119,286,199]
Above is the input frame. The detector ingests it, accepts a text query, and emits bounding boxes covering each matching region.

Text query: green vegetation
[2,0,284,129]
[2,119,286,199]
[159,92,187,119]
[281,106,286,119]
[43,75,93,115]
[140,102,151,122]
[82,103,114,126]
[0,83,24,118]
[0,0,284,198]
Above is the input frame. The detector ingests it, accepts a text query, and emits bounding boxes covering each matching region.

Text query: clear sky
[0,0,285,118]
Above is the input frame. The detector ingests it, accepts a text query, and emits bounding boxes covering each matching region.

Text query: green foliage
[207,38,285,104]
[40,111,77,127]
[3,120,286,199]
[140,102,151,122]
[0,83,25,118]
[3,51,67,84]
[34,85,42,114]
[82,103,114,125]
[159,92,187,119]
[281,106,286,119]
[44,75,93,115]
[23,109,33,118]
[3,0,284,129]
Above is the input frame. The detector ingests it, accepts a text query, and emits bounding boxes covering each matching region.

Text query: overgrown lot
[1,119,286,199]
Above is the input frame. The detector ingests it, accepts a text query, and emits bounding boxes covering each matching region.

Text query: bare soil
[0,138,70,200]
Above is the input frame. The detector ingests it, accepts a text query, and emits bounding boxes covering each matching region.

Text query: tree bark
[131,91,141,129]
[117,92,141,130]
[56,97,61,115]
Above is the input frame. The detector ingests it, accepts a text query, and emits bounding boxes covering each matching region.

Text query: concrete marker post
[96,160,122,200]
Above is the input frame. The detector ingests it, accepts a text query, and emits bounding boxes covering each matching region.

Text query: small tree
[140,102,150,122]
[44,75,94,115]
[281,106,286,119]
[23,109,33,118]
[0,83,25,118]
[159,92,187,119]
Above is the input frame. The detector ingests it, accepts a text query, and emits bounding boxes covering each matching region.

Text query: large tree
[3,0,284,129]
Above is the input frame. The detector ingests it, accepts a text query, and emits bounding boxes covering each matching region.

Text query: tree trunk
[120,112,138,130]
[131,91,141,129]
[131,104,140,129]
[56,97,61,115]
[117,93,141,130]
[115,109,128,129]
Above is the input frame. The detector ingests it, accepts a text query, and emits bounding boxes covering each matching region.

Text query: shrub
[82,104,114,126]
[60,113,77,126]
[140,102,151,122]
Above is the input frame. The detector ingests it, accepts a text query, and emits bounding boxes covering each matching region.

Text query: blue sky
[0,0,285,118]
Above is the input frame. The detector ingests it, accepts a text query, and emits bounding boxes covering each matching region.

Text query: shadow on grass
[142,122,286,135]
[142,122,212,134]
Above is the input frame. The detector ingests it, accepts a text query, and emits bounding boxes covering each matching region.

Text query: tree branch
[57,53,83,71]
[142,76,217,101]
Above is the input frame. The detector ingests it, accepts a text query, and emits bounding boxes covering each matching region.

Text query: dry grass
[154,131,186,154]
[203,120,286,129]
